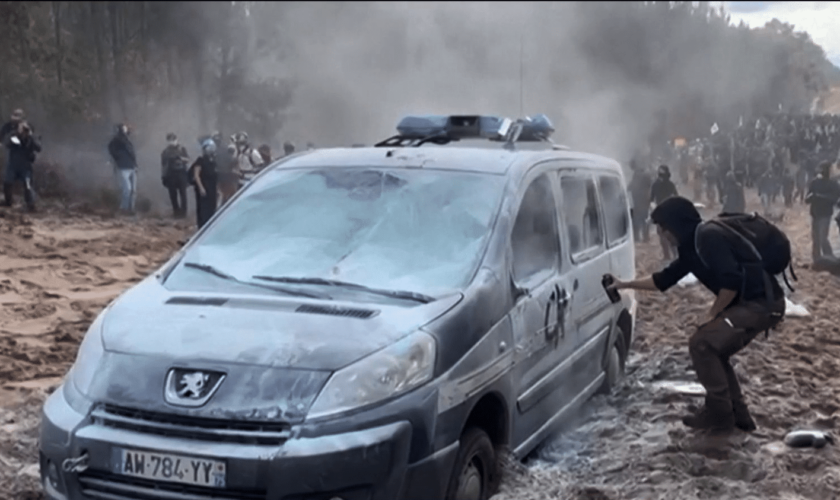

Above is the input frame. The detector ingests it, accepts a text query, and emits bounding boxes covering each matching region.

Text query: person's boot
[682,398,735,431]
[733,400,757,432]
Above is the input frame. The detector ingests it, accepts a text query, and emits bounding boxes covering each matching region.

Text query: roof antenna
[519,32,524,118]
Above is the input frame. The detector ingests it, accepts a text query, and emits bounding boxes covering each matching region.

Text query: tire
[445,427,498,500]
[598,334,626,395]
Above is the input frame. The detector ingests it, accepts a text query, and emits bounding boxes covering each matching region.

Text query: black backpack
[696,212,797,293]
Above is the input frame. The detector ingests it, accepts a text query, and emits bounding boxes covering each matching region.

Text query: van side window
[598,175,630,245]
[560,175,604,256]
[511,174,560,282]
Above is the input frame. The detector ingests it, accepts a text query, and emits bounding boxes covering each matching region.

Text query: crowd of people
[628,111,840,264]
[0,107,311,227]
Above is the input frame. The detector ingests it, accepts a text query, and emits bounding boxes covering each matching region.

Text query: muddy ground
[1,196,839,500]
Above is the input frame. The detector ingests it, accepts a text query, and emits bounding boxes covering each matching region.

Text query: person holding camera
[3,121,41,211]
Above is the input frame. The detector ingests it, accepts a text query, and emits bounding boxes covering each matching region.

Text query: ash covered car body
[40,114,637,500]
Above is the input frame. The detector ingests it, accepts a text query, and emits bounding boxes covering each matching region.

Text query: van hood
[102,277,462,371]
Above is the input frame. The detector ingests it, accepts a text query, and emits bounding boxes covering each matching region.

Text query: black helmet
[166,132,177,141]
[658,164,671,178]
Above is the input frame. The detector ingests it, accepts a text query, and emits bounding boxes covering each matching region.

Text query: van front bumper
[39,387,459,500]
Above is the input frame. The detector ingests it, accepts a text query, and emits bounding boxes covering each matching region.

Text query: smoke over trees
[0,1,836,171]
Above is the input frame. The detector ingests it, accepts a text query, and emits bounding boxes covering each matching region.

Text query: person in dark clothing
[108,124,138,214]
[781,169,795,208]
[161,133,190,219]
[283,141,295,157]
[0,109,25,144]
[607,196,785,432]
[3,121,41,210]
[650,165,679,260]
[805,161,840,261]
[721,171,746,214]
[628,159,653,243]
[191,140,219,229]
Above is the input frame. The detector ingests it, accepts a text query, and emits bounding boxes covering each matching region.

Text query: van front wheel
[445,427,498,500]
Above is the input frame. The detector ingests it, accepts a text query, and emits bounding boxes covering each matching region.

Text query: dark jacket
[108,131,137,170]
[161,144,189,178]
[650,176,678,206]
[628,170,653,214]
[6,133,41,171]
[0,120,21,144]
[650,197,783,304]
[806,176,840,218]
[721,179,745,214]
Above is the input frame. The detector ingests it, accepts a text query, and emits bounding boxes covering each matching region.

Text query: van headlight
[307,331,437,420]
[63,311,107,413]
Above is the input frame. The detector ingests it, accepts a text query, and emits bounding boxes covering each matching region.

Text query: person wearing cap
[161,132,190,219]
[107,123,138,215]
[628,157,653,243]
[606,196,786,433]
[805,161,840,262]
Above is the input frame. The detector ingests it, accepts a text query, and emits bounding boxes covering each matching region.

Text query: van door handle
[556,286,569,309]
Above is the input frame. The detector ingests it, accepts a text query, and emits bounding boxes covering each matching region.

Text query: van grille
[294,304,377,319]
[78,471,265,500]
[92,404,291,446]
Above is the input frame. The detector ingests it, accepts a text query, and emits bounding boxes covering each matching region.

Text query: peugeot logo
[164,368,226,407]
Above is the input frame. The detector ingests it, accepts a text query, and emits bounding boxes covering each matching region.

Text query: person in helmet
[189,139,219,229]
[650,164,679,260]
[257,144,272,168]
[306,142,315,151]
[233,131,263,187]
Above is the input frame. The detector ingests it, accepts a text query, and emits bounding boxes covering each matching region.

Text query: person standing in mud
[805,161,840,262]
[650,165,679,260]
[283,141,296,157]
[628,159,653,243]
[3,121,41,211]
[161,133,190,219]
[721,171,745,214]
[606,196,786,432]
[108,124,138,215]
[190,140,219,229]
[257,144,272,169]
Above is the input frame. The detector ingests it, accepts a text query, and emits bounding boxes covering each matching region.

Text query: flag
[711,123,719,135]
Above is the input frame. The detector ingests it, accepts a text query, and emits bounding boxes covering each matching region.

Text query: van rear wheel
[445,427,498,500]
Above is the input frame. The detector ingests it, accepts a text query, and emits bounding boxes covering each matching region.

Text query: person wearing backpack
[805,161,840,261]
[606,196,789,433]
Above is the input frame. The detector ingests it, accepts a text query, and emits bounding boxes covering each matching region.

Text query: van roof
[274,145,623,177]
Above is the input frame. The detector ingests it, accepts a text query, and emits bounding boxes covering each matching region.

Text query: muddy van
[40,114,636,500]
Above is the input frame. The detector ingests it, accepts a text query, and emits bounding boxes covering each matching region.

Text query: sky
[722,1,840,67]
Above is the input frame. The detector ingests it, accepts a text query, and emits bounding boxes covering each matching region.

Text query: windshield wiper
[183,263,332,300]
[251,275,434,304]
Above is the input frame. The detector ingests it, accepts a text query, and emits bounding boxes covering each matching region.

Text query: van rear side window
[560,175,603,257]
[598,175,630,246]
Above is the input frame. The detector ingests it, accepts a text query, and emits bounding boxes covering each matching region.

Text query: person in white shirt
[232,132,263,187]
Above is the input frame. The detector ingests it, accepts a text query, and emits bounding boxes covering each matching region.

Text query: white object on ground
[651,380,706,396]
[677,273,699,287]
[784,297,810,317]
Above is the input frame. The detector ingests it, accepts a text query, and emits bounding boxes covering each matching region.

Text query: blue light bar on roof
[396,115,512,140]
[394,114,554,143]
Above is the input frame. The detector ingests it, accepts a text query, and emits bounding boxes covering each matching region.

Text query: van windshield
[165,167,506,297]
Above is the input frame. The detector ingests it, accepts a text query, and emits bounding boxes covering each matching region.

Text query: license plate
[115,448,226,488]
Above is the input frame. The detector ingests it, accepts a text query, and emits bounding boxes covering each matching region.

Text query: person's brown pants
[689,298,785,410]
